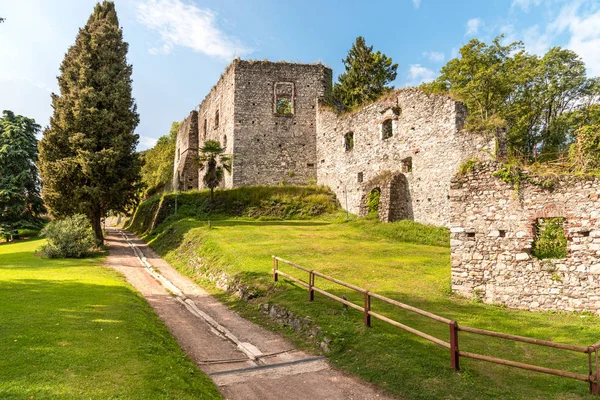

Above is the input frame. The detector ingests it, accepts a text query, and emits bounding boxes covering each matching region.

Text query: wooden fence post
[594,348,600,396]
[309,271,314,301]
[272,256,278,282]
[450,321,460,371]
[364,292,371,327]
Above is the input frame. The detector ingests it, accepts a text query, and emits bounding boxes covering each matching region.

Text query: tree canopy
[38,1,141,245]
[0,111,45,241]
[422,36,600,159]
[333,36,398,111]
[140,121,180,198]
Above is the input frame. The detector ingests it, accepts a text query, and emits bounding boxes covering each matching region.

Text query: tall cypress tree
[38,1,140,245]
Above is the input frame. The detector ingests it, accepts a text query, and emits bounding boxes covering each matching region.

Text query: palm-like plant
[195,140,232,200]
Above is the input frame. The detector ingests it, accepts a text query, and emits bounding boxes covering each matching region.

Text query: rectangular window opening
[382,119,393,140]
[276,97,293,115]
[344,132,354,152]
[401,157,413,173]
[274,82,294,115]
[357,172,364,183]
[532,217,567,260]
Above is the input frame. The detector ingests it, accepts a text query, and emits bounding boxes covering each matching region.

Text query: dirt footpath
[104,228,392,400]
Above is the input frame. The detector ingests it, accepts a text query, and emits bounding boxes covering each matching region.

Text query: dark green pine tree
[0,111,46,241]
[38,1,141,245]
[333,36,398,110]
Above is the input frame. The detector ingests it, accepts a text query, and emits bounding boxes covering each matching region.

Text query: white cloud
[511,0,542,12]
[136,0,251,59]
[523,25,552,55]
[412,0,422,9]
[407,64,436,86]
[423,51,445,63]
[138,135,158,150]
[465,18,484,36]
[561,10,600,76]
[538,2,600,76]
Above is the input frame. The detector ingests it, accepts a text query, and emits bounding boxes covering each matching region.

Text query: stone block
[515,253,530,261]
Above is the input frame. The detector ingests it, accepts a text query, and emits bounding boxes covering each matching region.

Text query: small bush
[38,214,96,258]
[458,157,479,175]
[532,218,567,260]
[366,187,381,216]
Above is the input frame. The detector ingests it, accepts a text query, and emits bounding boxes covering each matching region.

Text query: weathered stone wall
[316,89,495,226]
[232,60,332,186]
[173,110,199,191]
[196,62,237,189]
[451,161,600,313]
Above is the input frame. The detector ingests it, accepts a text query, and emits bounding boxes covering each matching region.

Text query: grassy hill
[130,187,600,400]
[128,186,341,235]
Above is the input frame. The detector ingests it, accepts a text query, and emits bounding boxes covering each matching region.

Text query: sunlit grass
[0,238,221,400]
[144,217,600,400]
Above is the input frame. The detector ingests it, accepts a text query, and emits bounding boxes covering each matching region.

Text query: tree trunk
[91,208,104,247]
[210,187,215,201]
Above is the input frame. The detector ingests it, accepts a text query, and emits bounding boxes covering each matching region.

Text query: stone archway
[359,171,412,222]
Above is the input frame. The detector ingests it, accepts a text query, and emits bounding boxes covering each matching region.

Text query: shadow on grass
[0,277,221,400]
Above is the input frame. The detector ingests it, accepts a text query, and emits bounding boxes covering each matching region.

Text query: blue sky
[1,0,599,150]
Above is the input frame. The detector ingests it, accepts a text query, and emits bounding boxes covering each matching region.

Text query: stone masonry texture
[317,89,494,226]
[174,59,495,226]
[451,161,600,314]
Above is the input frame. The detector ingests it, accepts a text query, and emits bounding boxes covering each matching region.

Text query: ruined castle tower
[173,60,332,191]
[174,59,496,227]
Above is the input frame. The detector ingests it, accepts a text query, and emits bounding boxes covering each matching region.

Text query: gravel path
[104,228,392,400]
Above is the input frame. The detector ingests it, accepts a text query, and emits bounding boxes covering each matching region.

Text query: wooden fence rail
[272,256,600,395]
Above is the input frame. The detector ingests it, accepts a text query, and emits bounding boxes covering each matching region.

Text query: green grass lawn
[0,238,222,400]
[143,217,600,400]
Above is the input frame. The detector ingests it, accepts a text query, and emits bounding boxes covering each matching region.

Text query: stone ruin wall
[173,110,198,191]
[196,62,237,189]
[316,89,495,226]
[232,61,332,187]
[451,161,600,313]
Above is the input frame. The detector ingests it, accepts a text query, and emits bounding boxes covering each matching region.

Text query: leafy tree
[195,140,232,200]
[38,1,140,245]
[333,36,398,110]
[140,121,180,198]
[423,36,599,158]
[0,111,45,241]
[422,36,524,134]
[570,125,600,171]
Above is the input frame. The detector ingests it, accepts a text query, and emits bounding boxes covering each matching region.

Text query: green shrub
[458,157,479,175]
[366,187,380,215]
[532,218,567,260]
[37,214,96,258]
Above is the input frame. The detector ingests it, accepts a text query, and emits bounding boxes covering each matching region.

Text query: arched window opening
[344,131,354,151]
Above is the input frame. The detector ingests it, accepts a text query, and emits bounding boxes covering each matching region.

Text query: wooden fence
[272,256,600,395]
